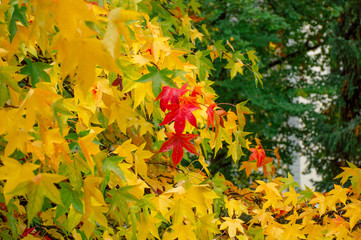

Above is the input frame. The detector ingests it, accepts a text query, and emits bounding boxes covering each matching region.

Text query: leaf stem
[217,102,236,107]
[131,167,159,196]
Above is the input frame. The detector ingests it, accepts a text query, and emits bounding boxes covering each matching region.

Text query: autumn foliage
[0,0,361,239]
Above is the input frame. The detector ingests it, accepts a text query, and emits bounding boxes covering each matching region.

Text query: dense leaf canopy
[0,0,361,239]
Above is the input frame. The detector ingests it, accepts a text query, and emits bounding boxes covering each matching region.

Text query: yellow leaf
[155,194,173,221]
[137,214,160,240]
[190,28,203,44]
[78,127,103,172]
[132,54,150,66]
[109,100,137,134]
[309,192,327,216]
[219,217,245,238]
[184,185,219,216]
[152,36,172,63]
[249,209,274,228]
[335,163,361,194]
[93,206,108,228]
[283,187,300,207]
[281,223,305,240]
[21,235,42,240]
[255,180,281,197]
[226,198,248,217]
[302,223,325,240]
[20,88,61,132]
[169,197,195,226]
[83,176,106,221]
[165,223,197,240]
[72,228,83,240]
[53,0,95,39]
[114,139,138,163]
[0,157,38,203]
[343,198,361,229]
[197,213,220,238]
[324,215,350,239]
[133,143,153,176]
[128,116,154,136]
[56,38,117,101]
[327,184,349,206]
[157,128,166,141]
[39,173,67,205]
[264,222,283,240]
[103,8,141,58]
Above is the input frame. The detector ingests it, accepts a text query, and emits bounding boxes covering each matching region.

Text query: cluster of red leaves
[157,84,200,134]
[156,84,218,167]
[156,84,278,177]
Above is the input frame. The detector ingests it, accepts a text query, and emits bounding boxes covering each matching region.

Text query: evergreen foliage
[201,0,361,191]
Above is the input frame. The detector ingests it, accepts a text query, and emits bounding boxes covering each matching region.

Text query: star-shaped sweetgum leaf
[159,132,198,167]
[160,101,200,134]
[155,84,188,112]
[136,66,177,97]
[249,145,266,168]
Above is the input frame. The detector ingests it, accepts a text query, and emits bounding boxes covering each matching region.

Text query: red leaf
[155,84,188,112]
[159,132,198,167]
[206,103,216,129]
[160,102,199,134]
[249,145,266,168]
[21,227,36,238]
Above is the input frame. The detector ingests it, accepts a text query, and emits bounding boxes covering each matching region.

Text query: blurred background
[198,0,361,191]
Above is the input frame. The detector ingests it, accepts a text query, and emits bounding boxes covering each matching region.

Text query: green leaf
[103,156,126,181]
[51,99,75,133]
[247,50,259,65]
[27,185,44,224]
[78,129,91,138]
[189,0,201,15]
[299,185,314,202]
[8,180,32,196]
[20,59,52,87]
[135,66,176,97]
[63,206,83,232]
[5,199,18,236]
[59,182,84,215]
[214,40,226,56]
[9,4,29,42]
[0,80,9,107]
[251,64,263,86]
[190,50,215,82]
[0,66,22,92]
[279,172,301,192]
[97,110,109,128]
[65,133,79,141]
[247,226,265,240]
[40,174,65,206]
